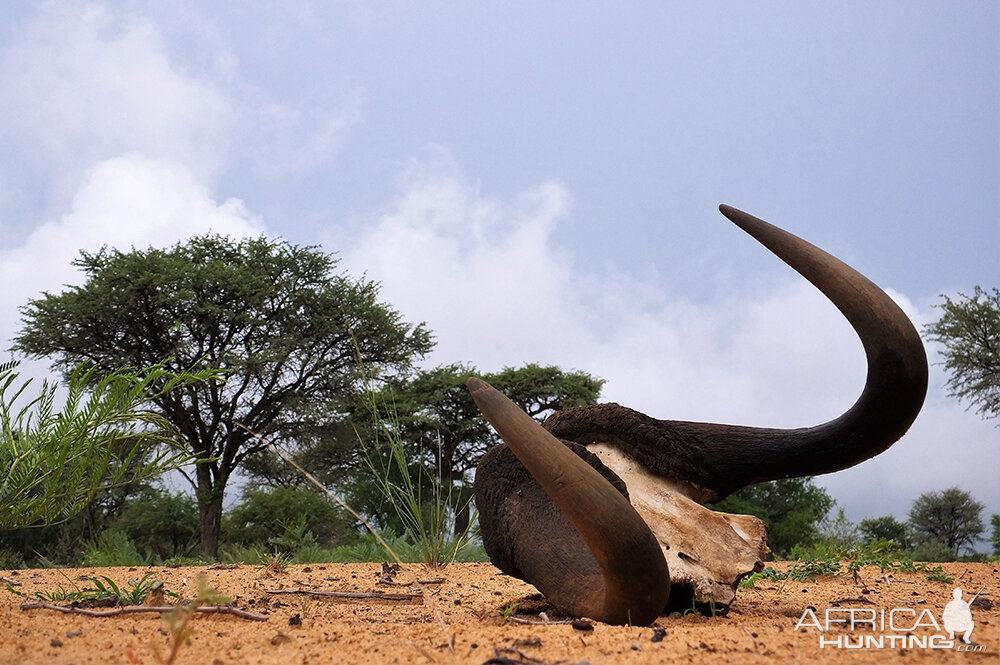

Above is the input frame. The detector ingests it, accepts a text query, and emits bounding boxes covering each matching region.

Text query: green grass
[739,539,956,588]
[217,530,486,566]
[5,571,172,605]
[355,387,478,569]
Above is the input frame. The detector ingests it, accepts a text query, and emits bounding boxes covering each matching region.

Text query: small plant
[6,584,81,603]
[263,551,290,574]
[86,573,163,605]
[784,557,841,582]
[739,567,783,589]
[0,362,219,531]
[918,564,954,583]
[268,515,321,557]
[498,601,520,622]
[297,596,315,620]
[738,540,959,590]
[680,595,719,618]
[162,556,205,567]
[8,572,169,606]
[155,575,231,665]
[359,407,476,568]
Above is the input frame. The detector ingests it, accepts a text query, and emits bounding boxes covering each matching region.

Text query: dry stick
[507,616,574,626]
[265,588,422,604]
[21,601,268,621]
[380,577,446,586]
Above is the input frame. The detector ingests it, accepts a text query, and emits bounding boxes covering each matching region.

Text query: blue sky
[0,2,997,539]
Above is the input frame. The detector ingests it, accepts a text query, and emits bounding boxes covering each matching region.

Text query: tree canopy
[247,362,604,536]
[374,362,605,484]
[858,515,913,550]
[12,235,432,556]
[908,487,984,556]
[923,286,1000,421]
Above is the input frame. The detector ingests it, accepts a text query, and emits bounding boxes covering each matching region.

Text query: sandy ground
[0,561,996,665]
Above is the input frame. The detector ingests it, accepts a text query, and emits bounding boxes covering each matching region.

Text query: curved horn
[468,377,670,625]
[545,204,928,500]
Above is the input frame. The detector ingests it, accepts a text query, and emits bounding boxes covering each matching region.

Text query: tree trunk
[199,494,224,560]
[196,464,226,560]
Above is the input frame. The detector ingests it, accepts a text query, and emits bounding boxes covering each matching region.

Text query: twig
[265,588,422,604]
[378,576,446,587]
[485,646,555,665]
[1,575,22,586]
[21,601,268,621]
[507,616,574,626]
[419,577,446,585]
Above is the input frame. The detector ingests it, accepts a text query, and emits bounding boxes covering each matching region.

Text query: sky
[0,2,997,542]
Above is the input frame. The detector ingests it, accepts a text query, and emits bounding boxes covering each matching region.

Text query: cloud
[342,150,999,521]
[343,147,583,366]
[1,153,263,356]
[0,2,361,210]
[247,89,364,176]
[0,3,236,185]
[344,148,868,425]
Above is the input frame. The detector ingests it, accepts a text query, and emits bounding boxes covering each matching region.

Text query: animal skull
[468,204,928,626]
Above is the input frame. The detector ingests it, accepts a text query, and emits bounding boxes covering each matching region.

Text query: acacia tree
[908,487,984,556]
[923,286,999,421]
[260,363,604,535]
[386,363,604,479]
[858,515,913,549]
[13,235,432,557]
[709,477,835,556]
[382,362,605,534]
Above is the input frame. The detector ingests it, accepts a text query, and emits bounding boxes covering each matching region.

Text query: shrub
[115,488,200,562]
[81,529,150,567]
[223,485,358,554]
[909,539,957,562]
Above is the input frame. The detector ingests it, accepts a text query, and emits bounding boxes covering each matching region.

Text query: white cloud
[344,147,585,368]
[247,89,364,176]
[1,153,263,355]
[0,3,236,185]
[342,151,1000,521]
[0,1,361,212]
[345,149,867,426]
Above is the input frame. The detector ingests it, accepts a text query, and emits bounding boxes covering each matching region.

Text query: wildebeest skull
[467,204,928,626]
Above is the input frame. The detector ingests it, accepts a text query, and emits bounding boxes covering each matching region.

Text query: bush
[81,529,150,567]
[909,539,957,562]
[0,519,88,567]
[115,488,200,562]
[223,486,359,554]
[858,515,913,550]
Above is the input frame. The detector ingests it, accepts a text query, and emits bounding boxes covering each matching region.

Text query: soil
[1,561,996,665]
